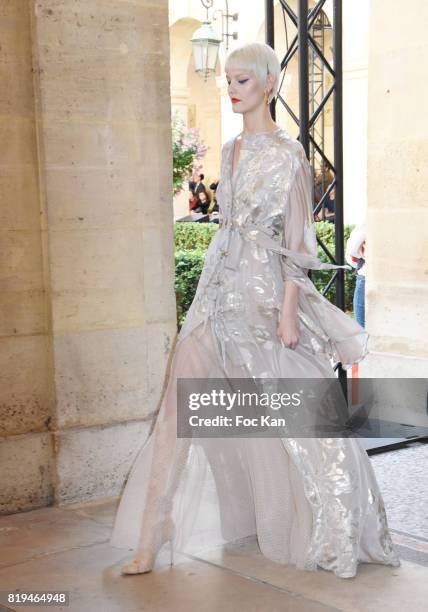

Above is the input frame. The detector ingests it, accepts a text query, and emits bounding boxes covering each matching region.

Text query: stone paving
[370,442,428,568]
[0,445,427,612]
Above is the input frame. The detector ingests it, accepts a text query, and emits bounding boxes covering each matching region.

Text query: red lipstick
[231,97,241,103]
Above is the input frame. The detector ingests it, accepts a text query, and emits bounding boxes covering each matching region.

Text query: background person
[346,223,366,327]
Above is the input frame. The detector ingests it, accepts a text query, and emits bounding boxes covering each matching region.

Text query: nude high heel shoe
[121,518,175,575]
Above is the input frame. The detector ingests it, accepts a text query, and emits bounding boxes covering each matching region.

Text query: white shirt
[345,223,366,276]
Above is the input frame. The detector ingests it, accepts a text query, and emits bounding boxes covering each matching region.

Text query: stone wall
[363,0,428,376]
[0,0,176,513]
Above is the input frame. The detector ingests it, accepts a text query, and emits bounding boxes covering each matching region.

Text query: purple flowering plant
[172,112,208,196]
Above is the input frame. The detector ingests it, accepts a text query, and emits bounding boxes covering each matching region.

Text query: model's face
[226,68,265,113]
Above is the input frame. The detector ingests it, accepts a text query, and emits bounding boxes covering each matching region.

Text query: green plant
[175,250,206,327]
[174,222,218,251]
[311,222,356,313]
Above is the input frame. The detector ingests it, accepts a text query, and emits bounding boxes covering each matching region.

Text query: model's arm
[278,280,300,349]
[277,153,315,350]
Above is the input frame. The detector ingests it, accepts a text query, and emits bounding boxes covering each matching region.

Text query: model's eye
[238,79,249,84]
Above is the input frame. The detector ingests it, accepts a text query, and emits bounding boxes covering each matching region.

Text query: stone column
[0,0,176,512]
[0,0,55,514]
[363,0,428,376]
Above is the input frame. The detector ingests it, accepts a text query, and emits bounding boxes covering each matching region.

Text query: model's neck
[242,106,277,135]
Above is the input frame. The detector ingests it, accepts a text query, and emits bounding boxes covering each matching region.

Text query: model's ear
[266,72,275,94]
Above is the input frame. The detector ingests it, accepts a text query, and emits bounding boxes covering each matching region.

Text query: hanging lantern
[191,21,222,81]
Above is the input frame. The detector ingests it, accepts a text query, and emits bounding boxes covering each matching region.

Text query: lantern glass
[207,41,219,71]
[191,22,221,78]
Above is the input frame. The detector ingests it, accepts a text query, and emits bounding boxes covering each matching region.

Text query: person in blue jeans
[346,224,366,328]
[353,264,365,327]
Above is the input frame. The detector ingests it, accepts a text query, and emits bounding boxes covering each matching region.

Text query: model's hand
[277,315,300,350]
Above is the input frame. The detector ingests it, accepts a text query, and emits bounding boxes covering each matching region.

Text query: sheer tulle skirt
[109,315,400,577]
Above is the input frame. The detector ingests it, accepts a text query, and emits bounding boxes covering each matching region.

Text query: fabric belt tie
[218,219,351,273]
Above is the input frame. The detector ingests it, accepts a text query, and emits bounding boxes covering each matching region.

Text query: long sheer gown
[109,127,400,579]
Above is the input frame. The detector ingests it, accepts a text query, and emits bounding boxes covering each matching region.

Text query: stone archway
[170,17,222,219]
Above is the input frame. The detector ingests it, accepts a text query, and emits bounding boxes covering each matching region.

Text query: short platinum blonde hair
[225,42,281,104]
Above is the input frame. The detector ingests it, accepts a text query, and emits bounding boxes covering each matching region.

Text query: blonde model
[110,43,400,579]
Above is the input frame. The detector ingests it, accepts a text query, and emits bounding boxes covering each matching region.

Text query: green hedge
[174,249,206,327]
[174,222,218,251]
[311,222,356,313]
[174,221,356,328]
